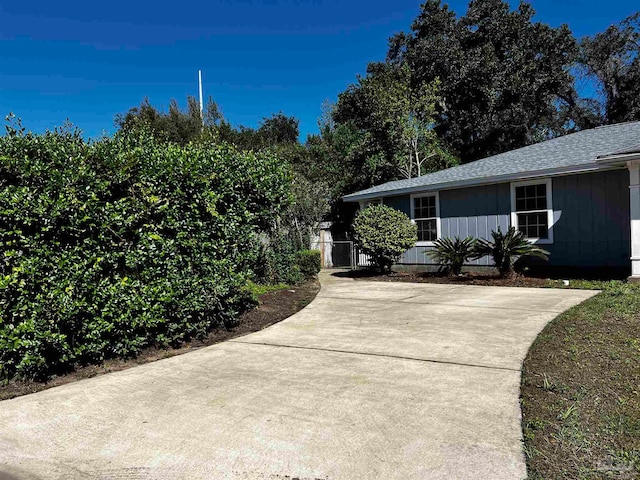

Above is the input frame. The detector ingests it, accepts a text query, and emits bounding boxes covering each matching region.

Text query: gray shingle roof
[344,121,640,201]
[601,142,640,157]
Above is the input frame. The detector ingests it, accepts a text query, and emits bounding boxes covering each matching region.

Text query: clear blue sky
[1,1,637,140]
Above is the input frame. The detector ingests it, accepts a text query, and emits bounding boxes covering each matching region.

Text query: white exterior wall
[628,161,640,278]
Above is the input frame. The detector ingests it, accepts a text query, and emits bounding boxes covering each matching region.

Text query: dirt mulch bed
[345,269,552,287]
[0,279,320,401]
[521,284,640,479]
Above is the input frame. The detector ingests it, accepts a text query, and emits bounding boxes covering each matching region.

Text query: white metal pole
[198,70,204,126]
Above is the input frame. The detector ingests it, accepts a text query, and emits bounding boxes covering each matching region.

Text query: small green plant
[296,250,321,278]
[429,236,476,275]
[557,403,578,421]
[245,280,289,297]
[542,373,558,392]
[472,226,549,278]
[352,205,417,273]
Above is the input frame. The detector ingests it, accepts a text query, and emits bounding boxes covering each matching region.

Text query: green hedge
[297,250,321,278]
[254,230,304,285]
[0,126,292,381]
[352,205,417,272]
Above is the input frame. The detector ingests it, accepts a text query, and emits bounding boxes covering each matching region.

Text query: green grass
[521,280,640,479]
[544,278,630,291]
[245,280,290,297]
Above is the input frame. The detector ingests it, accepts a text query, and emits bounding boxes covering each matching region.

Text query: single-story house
[343,121,640,278]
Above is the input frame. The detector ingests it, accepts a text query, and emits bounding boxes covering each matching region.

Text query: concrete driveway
[0,272,596,480]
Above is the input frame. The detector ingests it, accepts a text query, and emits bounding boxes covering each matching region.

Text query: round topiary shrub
[352,205,417,273]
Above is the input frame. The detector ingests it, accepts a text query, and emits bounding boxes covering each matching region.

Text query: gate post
[350,242,355,270]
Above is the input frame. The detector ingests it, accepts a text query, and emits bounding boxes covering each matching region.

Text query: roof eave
[342,163,621,202]
[596,151,640,166]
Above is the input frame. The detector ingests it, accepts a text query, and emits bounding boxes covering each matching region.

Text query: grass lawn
[521,280,640,479]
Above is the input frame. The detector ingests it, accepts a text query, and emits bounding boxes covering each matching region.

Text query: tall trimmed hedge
[0,126,291,380]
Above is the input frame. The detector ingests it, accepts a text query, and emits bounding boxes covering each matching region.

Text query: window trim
[510,178,554,245]
[410,192,441,246]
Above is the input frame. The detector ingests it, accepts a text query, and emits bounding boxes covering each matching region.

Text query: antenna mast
[198,70,204,127]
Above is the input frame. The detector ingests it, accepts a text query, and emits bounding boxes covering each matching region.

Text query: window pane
[414,196,436,219]
[534,185,547,209]
[517,212,548,239]
[525,185,535,198]
[426,196,435,208]
[515,183,547,211]
[417,219,437,242]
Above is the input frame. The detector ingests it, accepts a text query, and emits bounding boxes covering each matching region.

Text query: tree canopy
[386,0,579,162]
[579,13,640,125]
[115,96,219,146]
[334,62,457,180]
[111,4,640,231]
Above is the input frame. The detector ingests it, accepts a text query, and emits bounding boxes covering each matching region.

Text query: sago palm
[472,227,549,278]
[429,236,476,276]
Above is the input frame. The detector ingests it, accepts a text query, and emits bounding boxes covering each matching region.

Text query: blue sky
[1,1,637,140]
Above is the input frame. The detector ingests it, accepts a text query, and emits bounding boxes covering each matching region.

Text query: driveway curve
[0,271,596,480]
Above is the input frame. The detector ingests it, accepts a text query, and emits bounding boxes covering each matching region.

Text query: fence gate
[311,241,353,269]
[311,241,374,269]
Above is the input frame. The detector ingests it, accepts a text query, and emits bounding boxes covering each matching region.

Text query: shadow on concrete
[0,470,40,480]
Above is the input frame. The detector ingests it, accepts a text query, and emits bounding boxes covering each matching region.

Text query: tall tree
[334,62,457,181]
[259,113,300,146]
[579,12,640,125]
[388,0,579,162]
[115,96,222,145]
[216,113,299,150]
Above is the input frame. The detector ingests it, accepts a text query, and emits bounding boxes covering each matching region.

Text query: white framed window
[359,198,382,210]
[510,178,553,244]
[410,192,440,245]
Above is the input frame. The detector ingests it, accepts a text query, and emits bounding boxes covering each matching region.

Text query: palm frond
[471,226,549,277]
[429,235,476,275]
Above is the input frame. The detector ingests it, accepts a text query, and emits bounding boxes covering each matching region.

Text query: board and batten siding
[395,183,510,266]
[388,169,630,268]
[383,194,411,217]
[438,183,511,266]
[547,169,629,267]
